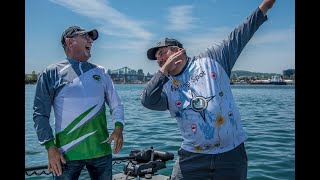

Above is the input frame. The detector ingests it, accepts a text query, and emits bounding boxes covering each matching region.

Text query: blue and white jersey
[164,56,246,154]
[141,7,267,154]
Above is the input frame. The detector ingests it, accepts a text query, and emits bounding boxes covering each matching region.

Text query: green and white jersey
[33,58,125,160]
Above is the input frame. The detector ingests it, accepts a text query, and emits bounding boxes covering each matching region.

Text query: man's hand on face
[160,48,186,76]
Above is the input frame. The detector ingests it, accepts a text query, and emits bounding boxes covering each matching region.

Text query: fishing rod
[25,147,174,178]
[25,156,136,172]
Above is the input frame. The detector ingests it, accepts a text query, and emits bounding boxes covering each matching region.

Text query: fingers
[48,160,62,176]
[117,138,123,150]
[109,135,123,154]
[60,156,66,164]
[167,50,185,66]
[107,136,112,144]
[169,49,185,61]
[48,163,51,174]
[47,147,64,176]
[109,128,123,154]
[113,138,123,154]
[54,162,62,176]
[51,155,66,176]
[174,60,183,65]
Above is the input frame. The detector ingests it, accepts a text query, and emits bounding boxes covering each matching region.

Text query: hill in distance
[231,70,281,78]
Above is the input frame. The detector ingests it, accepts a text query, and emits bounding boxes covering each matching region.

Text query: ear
[65,38,75,47]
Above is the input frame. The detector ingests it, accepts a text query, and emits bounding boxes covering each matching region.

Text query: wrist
[115,122,124,129]
[159,68,168,76]
[44,139,55,150]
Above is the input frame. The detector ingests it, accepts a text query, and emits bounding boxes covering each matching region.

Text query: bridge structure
[108,66,153,83]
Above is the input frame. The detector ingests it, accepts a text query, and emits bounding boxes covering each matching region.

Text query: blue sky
[25,0,295,75]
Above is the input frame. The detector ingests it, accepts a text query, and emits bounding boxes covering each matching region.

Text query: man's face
[67,33,94,61]
[155,46,173,67]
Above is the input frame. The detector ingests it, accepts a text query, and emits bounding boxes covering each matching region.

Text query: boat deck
[113,173,170,180]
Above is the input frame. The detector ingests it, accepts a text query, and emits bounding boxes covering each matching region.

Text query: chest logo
[183,89,215,122]
[93,75,102,83]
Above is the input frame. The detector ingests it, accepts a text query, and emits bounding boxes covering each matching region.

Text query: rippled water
[25,84,295,180]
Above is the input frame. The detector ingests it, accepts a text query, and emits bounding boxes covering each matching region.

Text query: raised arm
[200,8,267,77]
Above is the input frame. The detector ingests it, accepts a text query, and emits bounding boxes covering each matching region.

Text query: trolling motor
[122,147,174,177]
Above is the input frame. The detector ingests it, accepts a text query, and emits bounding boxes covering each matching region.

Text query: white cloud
[49,0,153,50]
[166,5,197,31]
[182,26,233,56]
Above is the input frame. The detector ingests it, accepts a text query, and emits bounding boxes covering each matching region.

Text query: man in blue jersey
[140,0,276,179]
[33,26,125,180]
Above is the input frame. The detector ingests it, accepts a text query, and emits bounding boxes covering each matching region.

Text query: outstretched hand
[107,126,123,154]
[47,146,66,177]
[259,0,276,16]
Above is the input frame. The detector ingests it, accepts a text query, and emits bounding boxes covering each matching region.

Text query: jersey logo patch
[93,75,102,83]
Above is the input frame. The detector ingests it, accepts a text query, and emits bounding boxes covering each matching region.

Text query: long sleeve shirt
[33,58,125,160]
[141,7,267,154]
